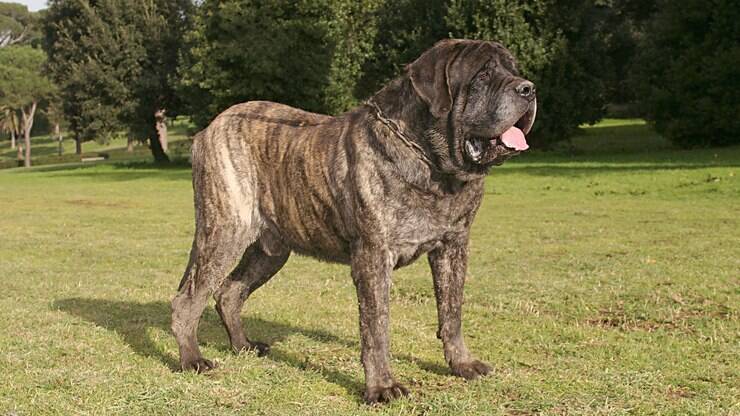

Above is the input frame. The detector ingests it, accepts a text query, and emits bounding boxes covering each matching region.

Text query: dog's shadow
[53,298,449,397]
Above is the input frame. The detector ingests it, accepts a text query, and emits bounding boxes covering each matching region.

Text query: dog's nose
[515,81,535,99]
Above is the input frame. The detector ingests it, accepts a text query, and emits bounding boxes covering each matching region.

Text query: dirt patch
[586,314,683,332]
[65,199,133,208]
[666,385,694,399]
[586,294,735,333]
[586,305,733,333]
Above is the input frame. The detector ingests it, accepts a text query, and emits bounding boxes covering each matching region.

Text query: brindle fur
[171,39,536,404]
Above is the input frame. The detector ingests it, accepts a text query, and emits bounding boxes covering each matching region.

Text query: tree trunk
[127,134,134,152]
[56,123,62,156]
[149,109,169,163]
[75,136,82,155]
[10,129,15,149]
[22,101,37,168]
[155,108,168,152]
[17,142,23,165]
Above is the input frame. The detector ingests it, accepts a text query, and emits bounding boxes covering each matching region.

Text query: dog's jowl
[171,39,537,404]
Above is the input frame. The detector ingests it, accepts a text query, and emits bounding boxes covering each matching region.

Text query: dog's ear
[408,39,464,119]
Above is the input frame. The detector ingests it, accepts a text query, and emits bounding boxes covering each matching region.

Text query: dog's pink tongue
[500,127,529,151]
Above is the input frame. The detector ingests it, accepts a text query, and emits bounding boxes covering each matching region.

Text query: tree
[0,46,53,167]
[45,90,65,155]
[43,0,139,155]
[0,2,42,47]
[124,0,195,162]
[43,0,193,162]
[630,0,740,147]
[0,105,19,148]
[179,0,382,128]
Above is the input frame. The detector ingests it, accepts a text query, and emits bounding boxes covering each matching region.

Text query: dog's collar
[366,99,435,168]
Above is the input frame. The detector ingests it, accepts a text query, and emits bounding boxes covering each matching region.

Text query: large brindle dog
[172,39,536,403]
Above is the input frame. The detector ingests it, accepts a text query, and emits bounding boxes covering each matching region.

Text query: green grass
[0,120,738,415]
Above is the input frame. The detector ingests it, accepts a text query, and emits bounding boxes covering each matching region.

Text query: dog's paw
[180,357,216,373]
[450,359,492,380]
[364,382,410,404]
[233,341,270,357]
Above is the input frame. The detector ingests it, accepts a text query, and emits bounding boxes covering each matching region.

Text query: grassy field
[0,120,738,415]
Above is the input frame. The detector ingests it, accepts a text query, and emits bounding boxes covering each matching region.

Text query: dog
[171,39,536,404]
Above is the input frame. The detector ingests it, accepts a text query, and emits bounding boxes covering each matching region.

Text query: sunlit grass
[0,120,737,415]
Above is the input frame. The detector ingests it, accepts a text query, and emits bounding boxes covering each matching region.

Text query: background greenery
[4,0,737,160]
[175,0,739,148]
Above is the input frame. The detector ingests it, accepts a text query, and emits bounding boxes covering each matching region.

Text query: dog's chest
[386,185,482,268]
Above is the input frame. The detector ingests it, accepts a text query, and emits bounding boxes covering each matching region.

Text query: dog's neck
[367,77,472,194]
[369,77,434,141]
[366,99,435,168]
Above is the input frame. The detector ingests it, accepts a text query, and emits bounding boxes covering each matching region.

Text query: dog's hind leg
[171,225,256,372]
[171,244,214,372]
[171,134,262,372]
[214,239,290,356]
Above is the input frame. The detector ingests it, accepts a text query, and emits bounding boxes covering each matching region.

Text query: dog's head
[407,39,537,176]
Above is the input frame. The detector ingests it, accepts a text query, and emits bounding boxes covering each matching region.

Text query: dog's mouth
[464,100,537,164]
[464,135,519,165]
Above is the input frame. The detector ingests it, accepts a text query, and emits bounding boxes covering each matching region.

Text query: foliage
[43,0,193,161]
[179,0,383,128]
[22,0,740,157]
[43,0,142,143]
[354,0,449,99]
[630,0,740,147]
[0,45,51,108]
[182,0,632,147]
[0,2,42,47]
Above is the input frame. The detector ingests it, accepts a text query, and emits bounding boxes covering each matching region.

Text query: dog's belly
[270,205,352,264]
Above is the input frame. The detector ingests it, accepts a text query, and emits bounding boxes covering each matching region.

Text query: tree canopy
[181,0,637,147]
[0,45,51,104]
[43,0,193,160]
[179,0,382,128]
[0,2,42,47]
[25,0,739,156]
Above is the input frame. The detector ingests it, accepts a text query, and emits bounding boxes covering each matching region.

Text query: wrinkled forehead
[448,40,519,84]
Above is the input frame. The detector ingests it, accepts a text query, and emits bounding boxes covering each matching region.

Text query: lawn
[0,120,737,415]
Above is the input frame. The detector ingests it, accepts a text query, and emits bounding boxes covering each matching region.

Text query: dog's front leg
[428,235,492,379]
[351,241,409,404]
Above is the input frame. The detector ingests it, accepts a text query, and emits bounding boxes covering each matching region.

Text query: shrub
[630,0,740,147]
